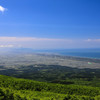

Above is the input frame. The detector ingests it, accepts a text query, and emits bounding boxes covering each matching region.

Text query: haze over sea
[0,48,100,59]
[34,48,100,59]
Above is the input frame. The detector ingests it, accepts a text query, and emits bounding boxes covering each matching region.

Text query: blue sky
[0,0,100,49]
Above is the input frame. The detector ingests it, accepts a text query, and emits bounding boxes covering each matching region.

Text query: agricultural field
[0,75,100,100]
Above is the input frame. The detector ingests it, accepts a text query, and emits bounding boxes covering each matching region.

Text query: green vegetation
[0,75,100,100]
[1,64,100,87]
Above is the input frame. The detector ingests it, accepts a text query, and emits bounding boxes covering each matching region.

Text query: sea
[35,48,100,59]
[0,48,100,59]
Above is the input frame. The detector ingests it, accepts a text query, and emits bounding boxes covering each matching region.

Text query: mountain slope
[0,75,99,100]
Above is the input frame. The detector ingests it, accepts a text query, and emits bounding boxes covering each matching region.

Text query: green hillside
[0,75,100,100]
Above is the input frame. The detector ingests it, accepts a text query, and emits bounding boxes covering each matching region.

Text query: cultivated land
[0,75,100,100]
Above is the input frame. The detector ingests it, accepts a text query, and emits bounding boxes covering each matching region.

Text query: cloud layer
[0,6,6,12]
[0,37,72,42]
[0,45,14,48]
[86,39,100,42]
[0,37,100,49]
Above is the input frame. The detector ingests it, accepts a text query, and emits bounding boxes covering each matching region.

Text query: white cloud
[0,45,14,48]
[0,6,6,12]
[85,39,100,42]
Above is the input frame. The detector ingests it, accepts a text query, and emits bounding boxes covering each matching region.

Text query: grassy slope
[0,75,100,100]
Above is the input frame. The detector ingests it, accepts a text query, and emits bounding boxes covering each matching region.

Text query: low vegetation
[0,75,100,100]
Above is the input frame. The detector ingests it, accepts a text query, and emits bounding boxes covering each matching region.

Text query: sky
[0,0,100,49]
